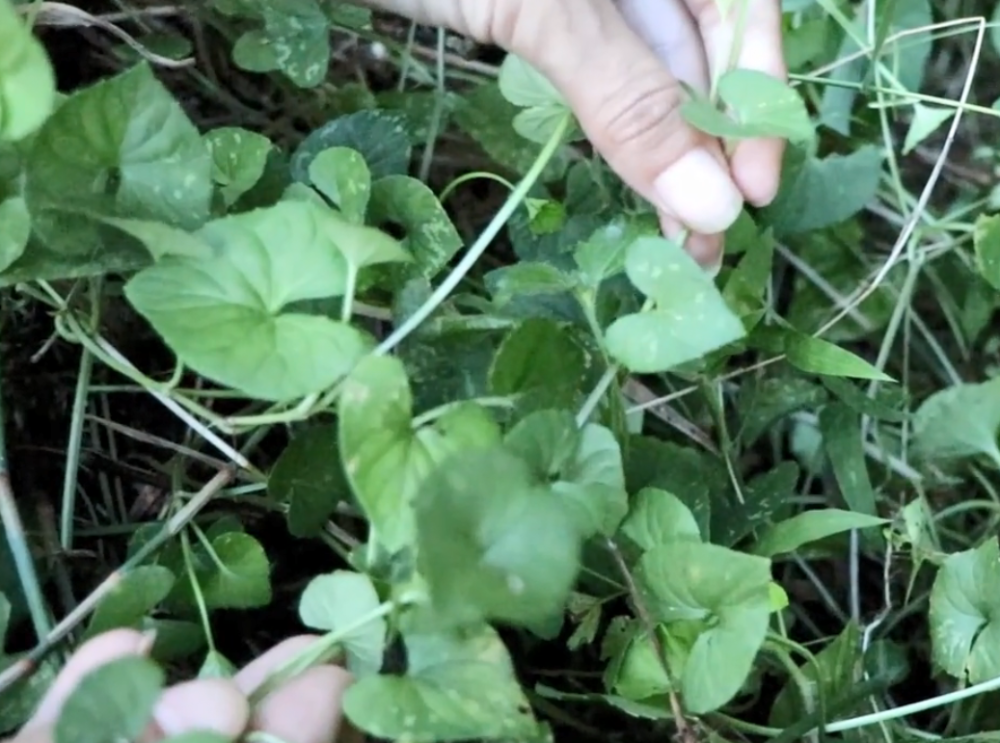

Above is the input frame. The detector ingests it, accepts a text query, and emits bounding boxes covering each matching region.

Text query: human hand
[361,0,784,269]
[5,630,357,743]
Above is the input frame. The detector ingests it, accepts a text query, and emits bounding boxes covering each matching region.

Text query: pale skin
[4,1,784,741]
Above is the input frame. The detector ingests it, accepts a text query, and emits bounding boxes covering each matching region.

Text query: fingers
[501,0,744,242]
[22,629,153,732]
[683,0,786,206]
[235,636,354,743]
[616,0,723,267]
[616,0,709,92]
[144,679,249,742]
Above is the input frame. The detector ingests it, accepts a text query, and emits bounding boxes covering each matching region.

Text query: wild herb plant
[2,1,1000,742]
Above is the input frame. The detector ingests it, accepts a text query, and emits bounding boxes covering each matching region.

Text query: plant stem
[604,538,694,743]
[247,599,399,705]
[0,467,236,693]
[374,114,571,357]
[0,358,51,641]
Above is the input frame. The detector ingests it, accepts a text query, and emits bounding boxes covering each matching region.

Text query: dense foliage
[3,0,1000,741]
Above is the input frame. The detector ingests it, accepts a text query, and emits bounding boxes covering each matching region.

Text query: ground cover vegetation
[3,0,1000,741]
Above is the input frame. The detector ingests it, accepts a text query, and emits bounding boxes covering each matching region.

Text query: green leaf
[415,446,582,627]
[930,539,1000,683]
[525,198,567,234]
[819,403,879,518]
[573,219,653,288]
[0,195,29,271]
[620,487,702,551]
[101,217,209,261]
[299,571,386,676]
[782,329,893,381]
[753,509,888,557]
[307,146,371,223]
[268,423,351,538]
[198,649,237,679]
[711,462,800,548]
[489,263,577,306]
[625,437,715,539]
[0,0,57,142]
[204,126,272,207]
[912,378,1000,467]
[736,375,828,446]
[230,0,331,87]
[605,621,673,700]
[54,656,164,743]
[975,213,1000,293]
[636,542,772,713]
[125,199,374,402]
[343,626,539,742]
[903,104,954,155]
[761,145,883,237]
[199,532,272,609]
[453,83,568,182]
[498,55,574,145]
[291,110,411,182]
[25,64,213,252]
[368,175,462,280]
[498,54,564,109]
[682,68,813,143]
[605,236,746,373]
[722,228,775,329]
[505,410,628,537]
[488,319,587,414]
[339,355,501,553]
[85,565,175,638]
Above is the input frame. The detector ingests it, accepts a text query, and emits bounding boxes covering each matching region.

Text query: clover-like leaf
[498,54,575,144]
[299,571,385,676]
[204,126,273,206]
[605,236,746,372]
[636,542,772,713]
[912,377,1000,468]
[339,355,501,553]
[620,487,702,552]
[368,175,461,280]
[25,64,212,252]
[292,110,411,182]
[682,68,812,143]
[125,199,377,401]
[415,446,582,627]
[85,566,175,638]
[930,539,1000,683]
[230,0,331,87]
[0,0,57,142]
[505,410,628,537]
[761,145,883,237]
[308,146,371,223]
[344,626,540,742]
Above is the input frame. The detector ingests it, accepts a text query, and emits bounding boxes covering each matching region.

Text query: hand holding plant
[3,631,356,743]
[362,0,785,268]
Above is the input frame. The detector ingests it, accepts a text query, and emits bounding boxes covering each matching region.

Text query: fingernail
[654,148,743,234]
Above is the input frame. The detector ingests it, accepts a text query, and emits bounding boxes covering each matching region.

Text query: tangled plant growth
[5,0,1000,741]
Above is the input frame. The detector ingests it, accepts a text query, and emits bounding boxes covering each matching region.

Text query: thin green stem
[374,114,571,357]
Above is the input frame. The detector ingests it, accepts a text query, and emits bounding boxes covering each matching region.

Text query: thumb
[493,0,744,238]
